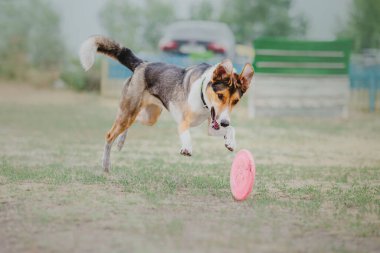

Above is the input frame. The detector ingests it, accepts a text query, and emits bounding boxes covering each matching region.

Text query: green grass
[0,84,379,253]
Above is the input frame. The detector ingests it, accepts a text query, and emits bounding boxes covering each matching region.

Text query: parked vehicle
[159,21,236,60]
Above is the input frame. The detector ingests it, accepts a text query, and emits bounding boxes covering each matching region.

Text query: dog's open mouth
[211,107,220,130]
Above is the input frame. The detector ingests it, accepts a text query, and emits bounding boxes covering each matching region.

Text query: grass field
[0,83,379,253]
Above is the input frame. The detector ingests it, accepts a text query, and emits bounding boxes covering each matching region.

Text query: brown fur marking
[105,64,148,143]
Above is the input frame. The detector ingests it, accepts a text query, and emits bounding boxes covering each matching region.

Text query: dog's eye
[232,99,239,105]
[217,94,224,100]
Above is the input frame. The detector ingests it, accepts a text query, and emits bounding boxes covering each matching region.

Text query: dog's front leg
[178,122,192,156]
[224,126,236,152]
[207,118,236,152]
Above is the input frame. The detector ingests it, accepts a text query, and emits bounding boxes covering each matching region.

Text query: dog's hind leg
[103,140,114,173]
[102,65,147,172]
[116,129,128,151]
[102,96,143,172]
[117,95,162,152]
[102,110,139,172]
[103,121,126,173]
[136,104,162,126]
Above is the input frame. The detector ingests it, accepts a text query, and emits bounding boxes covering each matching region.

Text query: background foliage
[0,0,379,89]
[100,0,175,51]
[337,0,380,51]
[0,0,64,79]
[100,0,308,48]
[219,0,308,43]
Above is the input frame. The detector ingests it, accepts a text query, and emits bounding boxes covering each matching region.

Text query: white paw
[224,127,236,152]
[179,130,192,156]
[224,138,236,152]
[180,147,192,156]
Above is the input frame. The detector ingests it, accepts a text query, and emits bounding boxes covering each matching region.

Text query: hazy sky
[52,0,351,53]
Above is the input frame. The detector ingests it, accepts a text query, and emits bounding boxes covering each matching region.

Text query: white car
[159,21,236,60]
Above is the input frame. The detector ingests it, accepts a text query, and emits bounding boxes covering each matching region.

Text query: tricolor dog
[79,36,254,172]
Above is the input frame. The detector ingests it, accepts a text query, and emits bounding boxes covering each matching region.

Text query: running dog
[79,36,254,172]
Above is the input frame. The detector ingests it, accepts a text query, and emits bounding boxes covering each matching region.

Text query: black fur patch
[144,62,211,109]
[97,44,142,72]
[117,48,143,71]
[210,80,244,98]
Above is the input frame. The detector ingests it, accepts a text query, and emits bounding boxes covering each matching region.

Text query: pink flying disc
[230,149,255,201]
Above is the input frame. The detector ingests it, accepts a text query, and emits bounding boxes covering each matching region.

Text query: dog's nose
[220,119,230,127]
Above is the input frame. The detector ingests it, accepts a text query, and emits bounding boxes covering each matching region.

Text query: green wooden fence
[253,38,352,75]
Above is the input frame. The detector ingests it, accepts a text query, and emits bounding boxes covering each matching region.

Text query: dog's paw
[102,157,111,173]
[225,141,236,152]
[180,148,192,156]
[102,159,111,173]
[224,127,236,152]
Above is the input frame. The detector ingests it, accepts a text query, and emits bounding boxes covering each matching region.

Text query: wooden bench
[250,38,352,118]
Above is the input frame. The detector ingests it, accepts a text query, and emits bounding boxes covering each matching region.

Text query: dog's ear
[239,63,254,93]
[213,59,234,81]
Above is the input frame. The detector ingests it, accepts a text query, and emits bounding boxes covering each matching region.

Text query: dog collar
[200,77,209,109]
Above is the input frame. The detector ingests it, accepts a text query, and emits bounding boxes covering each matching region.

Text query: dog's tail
[79,35,143,72]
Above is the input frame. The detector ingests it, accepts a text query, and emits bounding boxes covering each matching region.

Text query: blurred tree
[0,0,65,78]
[99,0,141,50]
[143,0,175,50]
[190,0,214,20]
[336,0,380,51]
[100,0,175,51]
[27,1,65,67]
[219,0,308,43]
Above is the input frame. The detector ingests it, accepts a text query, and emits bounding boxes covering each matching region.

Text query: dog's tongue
[211,107,220,130]
[213,120,220,130]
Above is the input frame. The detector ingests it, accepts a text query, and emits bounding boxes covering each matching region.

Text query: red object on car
[207,42,225,54]
[160,41,178,51]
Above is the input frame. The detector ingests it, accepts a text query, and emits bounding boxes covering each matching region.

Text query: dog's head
[205,59,254,128]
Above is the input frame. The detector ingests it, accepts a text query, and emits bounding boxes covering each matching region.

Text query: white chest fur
[187,69,214,127]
